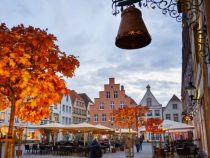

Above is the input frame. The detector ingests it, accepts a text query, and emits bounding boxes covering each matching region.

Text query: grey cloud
[1,0,182,106]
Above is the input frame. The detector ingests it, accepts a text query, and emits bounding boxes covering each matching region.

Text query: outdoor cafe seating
[24,140,110,157]
[152,139,200,158]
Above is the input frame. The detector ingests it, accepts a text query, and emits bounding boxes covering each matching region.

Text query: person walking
[135,136,140,152]
[89,138,102,158]
[139,135,144,151]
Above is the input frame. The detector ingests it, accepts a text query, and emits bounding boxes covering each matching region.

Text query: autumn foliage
[0,23,79,123]
[112,105,149,130]
[145,118,164,134]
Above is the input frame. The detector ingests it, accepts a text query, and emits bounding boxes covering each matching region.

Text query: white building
[140,85,163,120]
[49,95,72,125]
[139,85,163,141]
[163,94,183,122]
[0,108,38,140]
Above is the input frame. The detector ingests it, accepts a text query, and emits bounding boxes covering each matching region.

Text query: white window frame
[165,114,171,120]
[102,114,106,122]
[94,114,98,122]
[110,101,115,109]
[99,102,104,110]
[114,91,118,98]
[172,104,178,109]
[120,101,125,108]
[106,91,110,98]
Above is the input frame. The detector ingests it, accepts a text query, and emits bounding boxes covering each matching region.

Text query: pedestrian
[135,136,140,152]
[89,138,102,158]
[139,135,144,151]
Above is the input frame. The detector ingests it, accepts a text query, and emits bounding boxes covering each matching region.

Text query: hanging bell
[115,6,152,49]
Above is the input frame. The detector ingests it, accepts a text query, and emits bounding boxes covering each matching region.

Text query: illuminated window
[0,112,5,121]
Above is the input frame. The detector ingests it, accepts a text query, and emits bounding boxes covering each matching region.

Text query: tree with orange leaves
[145,118,163,133]
[112,105,149,132]
[112,105,149,158]
[145,118,164,142]
[0,23,79,158]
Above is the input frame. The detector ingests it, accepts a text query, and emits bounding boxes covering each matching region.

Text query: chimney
[121,85,124,91]
[109,78,115,84]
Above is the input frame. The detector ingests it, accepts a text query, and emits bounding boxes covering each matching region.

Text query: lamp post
[185,82,200,103]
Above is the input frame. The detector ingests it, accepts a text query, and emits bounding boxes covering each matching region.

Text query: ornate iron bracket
[112,0,210,64]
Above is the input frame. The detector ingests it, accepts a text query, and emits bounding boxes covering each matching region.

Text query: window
[172,104,178,109]
[114,91,118,98]
[165,114,171,120]
[66,96,69,102]
[62,117,65,124]
[69,107,71,113]
[110,101,115,109]
[147,110,152,116]
[66,106,68,113]
[94,114,98,122]
[146,98,152,106]
[66,117,68,124]
[173,114,179,122]
[120,101,125,108]
[54,105,57,109]
[106,91,110,98]
[62,104,65,112]
[155,110,160,116]
[15,117,19,123]
[0,112,5,121]
[54,114,59,122]
[99,102,104,110]
[102,114,106,122]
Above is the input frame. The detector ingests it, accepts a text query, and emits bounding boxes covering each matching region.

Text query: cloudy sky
[0,0,182,106]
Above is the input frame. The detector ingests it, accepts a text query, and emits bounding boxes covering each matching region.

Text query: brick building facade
[90,78,137,127]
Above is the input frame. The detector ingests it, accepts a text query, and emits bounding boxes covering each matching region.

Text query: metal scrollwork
[112,0,209,64]
[142,0,182,22]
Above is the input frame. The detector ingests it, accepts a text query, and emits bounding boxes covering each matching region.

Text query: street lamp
[185,82,200,103]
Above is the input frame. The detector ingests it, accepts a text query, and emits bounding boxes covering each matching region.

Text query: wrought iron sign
[112,0,210,64]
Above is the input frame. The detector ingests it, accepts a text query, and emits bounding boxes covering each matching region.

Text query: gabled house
[139,85,163,120]
[163,95,183,122]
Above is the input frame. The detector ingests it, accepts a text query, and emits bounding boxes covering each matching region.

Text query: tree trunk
[4,97,16,158]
